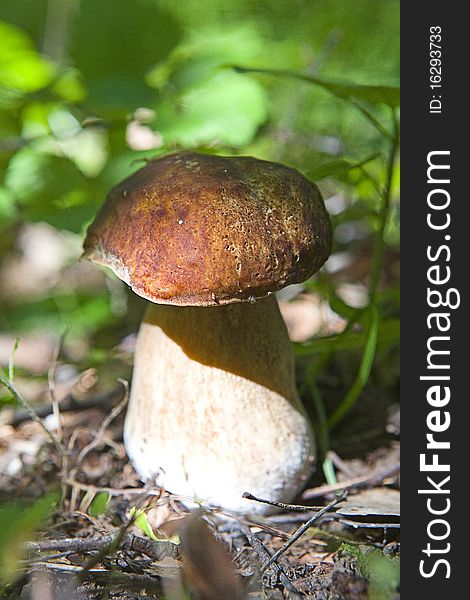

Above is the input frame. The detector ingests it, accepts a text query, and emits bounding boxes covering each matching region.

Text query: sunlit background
[0,0,399,457]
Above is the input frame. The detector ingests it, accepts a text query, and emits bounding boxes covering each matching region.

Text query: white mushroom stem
[123,295,315,514]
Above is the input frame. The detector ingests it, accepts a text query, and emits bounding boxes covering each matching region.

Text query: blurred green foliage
[0,493,58,587]
[88,490,110,517]
[0,1,399,430]
[1,0,398,230]
[338,543,400,600]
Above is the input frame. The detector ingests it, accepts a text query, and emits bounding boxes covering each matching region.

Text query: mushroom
[83,151,332,514]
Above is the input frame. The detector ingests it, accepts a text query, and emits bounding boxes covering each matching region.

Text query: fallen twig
[234,517,291,541]
[242,492,317,513]
[28,562,178,591]
[243,527,301,600]
[46,489,156,599]
[71,379,129,476]
[339,518,400,530]
[25,533,180,561]
[68,379,129,511]
[65,481,150,496]
[301,464,399,500]
[75,487,150,581]
[260,493,346,573]
[263,511,330,525]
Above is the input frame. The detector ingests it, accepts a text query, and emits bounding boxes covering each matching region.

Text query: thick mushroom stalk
[124,296,314,513]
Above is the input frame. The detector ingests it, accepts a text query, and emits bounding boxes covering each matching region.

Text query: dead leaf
[337,488,400,518]
[179,513,244,600]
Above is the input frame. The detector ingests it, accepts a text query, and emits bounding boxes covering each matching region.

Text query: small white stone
[44,413,59,431]
[5,456,22,476]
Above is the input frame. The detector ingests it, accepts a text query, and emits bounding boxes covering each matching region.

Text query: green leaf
[364,549,400,600]
[308,76,400,108]
[0,187,16,225]
[0,20,55,94]
[306,153,380,181]
[145,27,269,148]
[331,203,379,226]
[147,25,266,91]
[69,0,182,112]
[88,492,110,517]
[328,293,359,321]
[5,147,85,203]
[4,147,99,232]
[1,290,116,337]
[0,1,48,49]
[153,70,268,147]
[232,66,400,107]
[294,317,399,357]
[322,456,337,485]
[0,493,58,585]
[51,69,87,103]
[130,507,158,541]
[344,545,399,600]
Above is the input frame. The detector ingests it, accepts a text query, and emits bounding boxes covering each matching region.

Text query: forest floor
[0,367,399,599]
[0,224,400,598]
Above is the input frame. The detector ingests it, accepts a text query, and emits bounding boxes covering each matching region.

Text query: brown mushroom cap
[83,151,332,306]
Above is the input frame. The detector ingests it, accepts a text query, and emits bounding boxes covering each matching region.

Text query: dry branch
[244,527,302,600]
[260,493,346,573]
[301,464,399,500]
[25,533,180,561]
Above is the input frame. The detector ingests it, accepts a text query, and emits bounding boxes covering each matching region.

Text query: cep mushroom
[83,151,332,514]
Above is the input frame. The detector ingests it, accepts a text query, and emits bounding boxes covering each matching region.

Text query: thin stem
[8,337,19,382]
[350,99,394,140]
[328,108,399,428]
[48,331,67,442]
[0,370,66,459]
[328,306,379,427]
[369,109,400,303]
[311,381,330,463]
